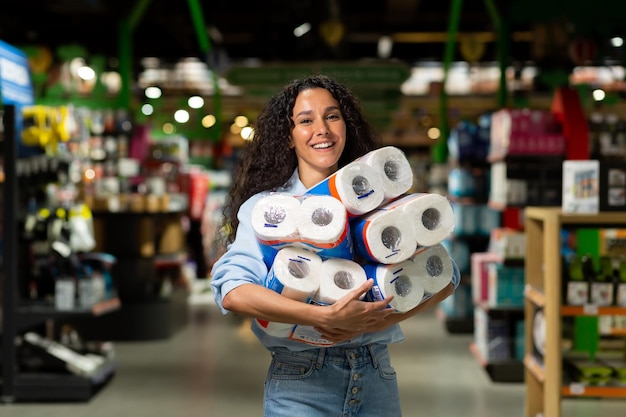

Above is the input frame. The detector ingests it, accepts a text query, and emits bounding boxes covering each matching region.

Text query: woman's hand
[314,279,395,343]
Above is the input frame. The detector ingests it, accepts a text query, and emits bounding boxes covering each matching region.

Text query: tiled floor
[1,284,624,417]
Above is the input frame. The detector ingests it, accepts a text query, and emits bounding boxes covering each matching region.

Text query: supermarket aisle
[2,286,625,417]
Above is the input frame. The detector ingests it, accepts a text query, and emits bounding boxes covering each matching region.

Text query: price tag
[582,304,598,315]
[569,383,585,395]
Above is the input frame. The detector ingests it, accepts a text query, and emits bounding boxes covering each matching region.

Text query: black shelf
[444,316,475,334]
[7,358,116,402]
[15,298,121,332]
[470,342,524,383]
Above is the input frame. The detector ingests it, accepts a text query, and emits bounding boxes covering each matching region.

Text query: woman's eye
[327,113,340,120]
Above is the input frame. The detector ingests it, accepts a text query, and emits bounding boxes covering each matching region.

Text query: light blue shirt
[210,168,460,351]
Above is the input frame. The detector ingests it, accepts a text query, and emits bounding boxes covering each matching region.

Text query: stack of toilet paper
[250,146,457,343]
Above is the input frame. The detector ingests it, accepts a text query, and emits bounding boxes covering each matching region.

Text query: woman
[210,74,458,417]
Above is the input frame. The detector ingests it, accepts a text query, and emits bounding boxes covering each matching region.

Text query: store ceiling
[1,0,625,73]
[2,0,521,69]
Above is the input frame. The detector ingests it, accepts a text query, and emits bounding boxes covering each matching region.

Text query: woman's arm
[223,279,394,337]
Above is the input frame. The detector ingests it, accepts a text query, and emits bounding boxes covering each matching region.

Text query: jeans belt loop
[366,344,379,368]
[315,347,326,369]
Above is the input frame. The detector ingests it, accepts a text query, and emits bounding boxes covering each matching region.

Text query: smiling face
[289,87,347,188]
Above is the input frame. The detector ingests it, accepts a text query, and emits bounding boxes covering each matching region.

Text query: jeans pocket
[269,351,315,380]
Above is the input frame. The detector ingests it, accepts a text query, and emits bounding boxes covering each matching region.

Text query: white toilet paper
[297,194,353,260]
[392,193,455,247]
[251,193,302,243]
[306,161,385,216]
[410,244,455,294]
[314,258,367,304]
[362,260,426,312]
[259,247,323,337]
[357,146,414,200]
[265,246,322,301]
[351,208,418,264]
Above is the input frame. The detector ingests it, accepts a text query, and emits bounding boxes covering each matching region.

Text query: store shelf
[524,354,626,398]
[524,285,545,308]
[523,207,626,417]
[562,384,626,398]
[15,298,121,332]
[561,305,626,316]
[470,342,524,383]
[6,358,116,402]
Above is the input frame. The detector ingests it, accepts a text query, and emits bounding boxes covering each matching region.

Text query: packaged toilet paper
[357,146,414,201]
[362,260,426,312]
[297,194,353,260]
[391,193,455,247]
[313,257,368,305]
[306,161,385,216]
[350,205,418,264]
[258,247,323,337]
[410,244,455,294]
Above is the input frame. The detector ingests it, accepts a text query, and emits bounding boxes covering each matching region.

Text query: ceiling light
[145,86,162,99]
[377,36,393,59]
[142,104,154,116]
[188,96,204,109]
[174,109,190,123]
[294,23,311,38]
[202,115,216,128]
[77,65,95,81]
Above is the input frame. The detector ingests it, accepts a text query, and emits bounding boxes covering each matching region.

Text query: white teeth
[313,142,333,149]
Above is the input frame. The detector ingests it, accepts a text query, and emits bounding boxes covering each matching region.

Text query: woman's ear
[288,140,295,149]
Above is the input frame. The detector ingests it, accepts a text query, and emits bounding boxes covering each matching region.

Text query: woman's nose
[315,120,329,135]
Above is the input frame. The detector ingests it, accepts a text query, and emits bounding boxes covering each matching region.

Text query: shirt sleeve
[210,194,269,315]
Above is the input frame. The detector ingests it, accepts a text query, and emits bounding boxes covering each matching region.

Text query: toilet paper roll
[314,258,367,305]
[357,146,414,200]
[260,247,323,337]
[252,193,303,266]
[297,194,353,260]
[351,208,418,264]
[251,193,302,243]
[362,260,426,312]
[410,244,455,294]
[392,193,455,247]
[265,247,322,301]
[306,161,385,217]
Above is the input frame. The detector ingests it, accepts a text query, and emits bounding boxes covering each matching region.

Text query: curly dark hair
[221,74,381,243]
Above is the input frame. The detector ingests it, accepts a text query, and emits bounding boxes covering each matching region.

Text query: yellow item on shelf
[22,106,53,147]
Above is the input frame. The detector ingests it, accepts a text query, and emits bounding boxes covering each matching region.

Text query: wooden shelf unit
[523,207,626,417]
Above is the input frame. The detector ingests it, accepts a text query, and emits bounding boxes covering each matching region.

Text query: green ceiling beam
[118,0,154,109]
[187,0,222,142]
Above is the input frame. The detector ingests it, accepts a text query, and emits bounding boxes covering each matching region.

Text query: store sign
[0,39,34,106]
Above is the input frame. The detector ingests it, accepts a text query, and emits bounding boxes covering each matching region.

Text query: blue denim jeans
[264,343,401,417]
